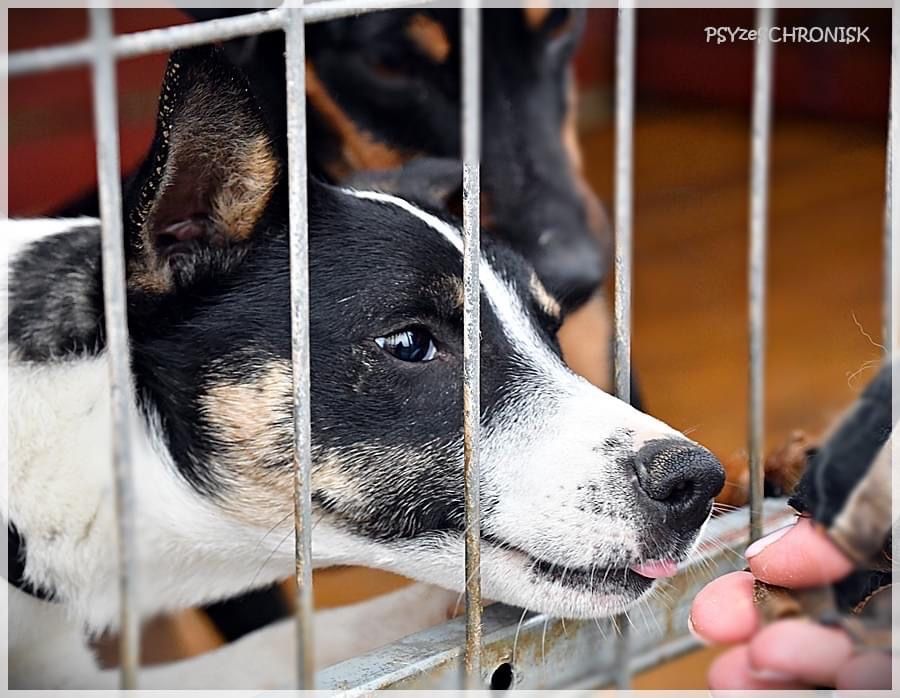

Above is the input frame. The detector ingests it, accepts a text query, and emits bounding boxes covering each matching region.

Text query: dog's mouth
[529,555,655,596]
[484,535,680,601]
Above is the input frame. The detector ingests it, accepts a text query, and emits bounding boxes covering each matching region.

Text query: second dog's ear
[124,45,280,294]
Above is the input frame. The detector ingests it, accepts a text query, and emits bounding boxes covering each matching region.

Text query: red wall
[9,8,891,217]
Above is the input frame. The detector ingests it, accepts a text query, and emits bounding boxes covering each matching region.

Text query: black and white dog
[5,47,724,688]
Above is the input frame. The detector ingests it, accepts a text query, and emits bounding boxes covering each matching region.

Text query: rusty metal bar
[284,2,315,690]
[88,7,139,690]
[461,3,483,689]
[748,7,775,543]
[318,501,795,691]
[612,3,637,689]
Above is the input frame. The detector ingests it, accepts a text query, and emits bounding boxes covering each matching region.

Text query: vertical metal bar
[889,25,897,653]
[614,5,636,406]
[613,4,636,689]
[461,3,483,689]
[885,6,897,355]
[88,7,139,689]
[284,3,315,690]
[748,7,775,543]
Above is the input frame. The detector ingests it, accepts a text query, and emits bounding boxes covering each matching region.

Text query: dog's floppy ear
[124,45,280,294]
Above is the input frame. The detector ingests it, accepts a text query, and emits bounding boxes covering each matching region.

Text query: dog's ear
[124,45,280,294]
[344,157,462,212]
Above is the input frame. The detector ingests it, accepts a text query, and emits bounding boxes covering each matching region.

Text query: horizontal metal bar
[318,500,794,691]
[8,8,284,77]
[8,0,433,78]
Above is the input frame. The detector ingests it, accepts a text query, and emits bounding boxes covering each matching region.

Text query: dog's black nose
[632,439,725,532]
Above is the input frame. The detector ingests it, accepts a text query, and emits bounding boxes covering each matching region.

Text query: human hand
[689,517,892,690]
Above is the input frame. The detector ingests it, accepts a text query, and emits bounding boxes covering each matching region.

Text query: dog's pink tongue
[629,560,678,579]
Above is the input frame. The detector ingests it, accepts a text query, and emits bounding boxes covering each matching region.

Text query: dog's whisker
[253,511,294,553]
[511,606,529,664]
[248,525,295,590]
[541,617,549,668]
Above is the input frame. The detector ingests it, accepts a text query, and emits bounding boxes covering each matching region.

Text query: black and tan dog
[63,8,615,388]
[194,7,609,307]
[6,46,723,688]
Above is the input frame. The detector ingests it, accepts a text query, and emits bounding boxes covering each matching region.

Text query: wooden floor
[313,105,887,688]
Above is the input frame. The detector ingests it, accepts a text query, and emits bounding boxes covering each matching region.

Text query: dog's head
[194,8,609,313]
[124,46,723,618]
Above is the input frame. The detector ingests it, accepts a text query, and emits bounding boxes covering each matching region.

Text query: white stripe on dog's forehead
[342,188,564,371]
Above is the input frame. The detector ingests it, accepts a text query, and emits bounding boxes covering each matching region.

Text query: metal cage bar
[11,2,873,692]
[87,7,140,689]
[614,5,636,407]
[7,0,432,78]
[284,3,315,689]
[886,7,897,355]
[612,4,636,690]
[461,4,483,688]
[318,501,796,691]
[748,6,775,543]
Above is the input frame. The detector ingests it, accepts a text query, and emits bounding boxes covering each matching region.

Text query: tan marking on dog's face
[201,361,293,527]
[128,263,174,295]
[433,274,464,310]
[561,76,583,172]
[523,5,552,30]
[558,294,612,391]
[530,271,561,319]
[406,14,451,63]
[560,71,610,241]
[306,62,410,176]
[201,361,369,529]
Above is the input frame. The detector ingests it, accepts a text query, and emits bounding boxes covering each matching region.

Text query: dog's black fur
[44,9,618,642]
[303,8,608,308]
[11,44,561,538]
[60,8,609,313]
[9,51,725,684]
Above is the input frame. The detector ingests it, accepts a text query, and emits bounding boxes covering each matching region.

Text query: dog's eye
[375,327,438,362]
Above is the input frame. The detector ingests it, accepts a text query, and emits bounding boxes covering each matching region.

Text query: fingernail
[687,615,710,646]
[748,666,796,683]
[745,521,795,559]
